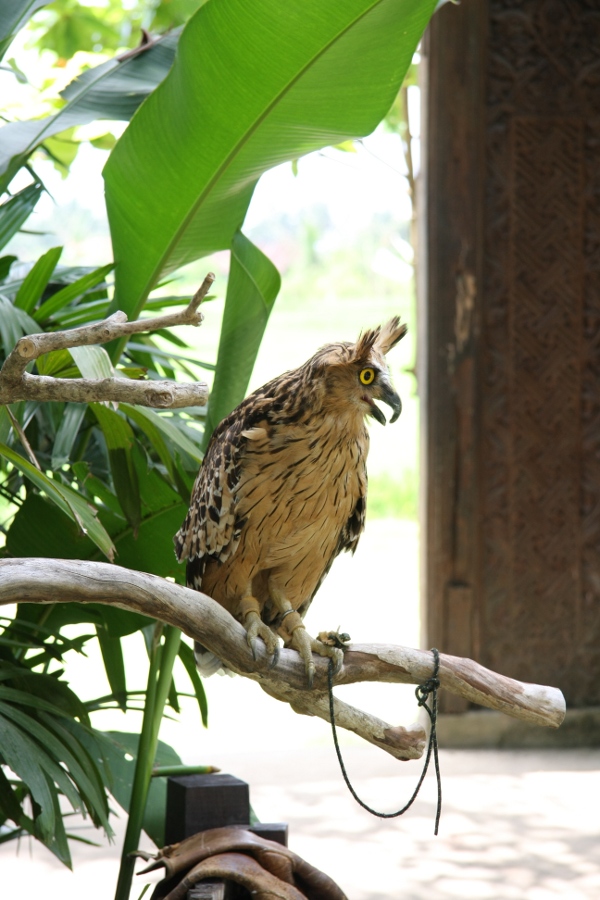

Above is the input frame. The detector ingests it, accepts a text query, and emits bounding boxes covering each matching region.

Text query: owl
[175,318,406,685]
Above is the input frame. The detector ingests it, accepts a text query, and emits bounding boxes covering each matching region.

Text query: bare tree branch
[0,274,214,409]
[0,558,566,761]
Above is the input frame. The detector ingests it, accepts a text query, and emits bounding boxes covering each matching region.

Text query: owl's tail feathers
[194,641,236,678]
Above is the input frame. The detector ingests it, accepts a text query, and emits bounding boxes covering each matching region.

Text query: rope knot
[327,646,442,834]
[415,677,439,705]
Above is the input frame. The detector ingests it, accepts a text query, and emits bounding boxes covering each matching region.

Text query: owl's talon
[244,609,279,665]
[331,648,344,676]
[287,624,344,688]
[270,646,280,669]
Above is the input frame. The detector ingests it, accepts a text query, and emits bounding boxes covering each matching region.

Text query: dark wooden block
[249,823,288,846]
[165,774,250,844]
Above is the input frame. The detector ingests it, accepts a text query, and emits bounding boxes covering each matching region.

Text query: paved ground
[1,746,599,899]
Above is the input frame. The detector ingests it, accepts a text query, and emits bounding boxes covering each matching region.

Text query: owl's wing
[173,437,240,590]
[174,391,273,588]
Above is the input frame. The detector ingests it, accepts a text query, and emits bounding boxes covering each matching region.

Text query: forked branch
[0,274,214,408]
[0,558,566,762]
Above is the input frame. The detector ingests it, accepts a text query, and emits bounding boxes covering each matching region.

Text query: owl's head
[309,316,407,425]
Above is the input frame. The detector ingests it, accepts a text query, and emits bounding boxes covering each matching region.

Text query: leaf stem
[113,624,181,900]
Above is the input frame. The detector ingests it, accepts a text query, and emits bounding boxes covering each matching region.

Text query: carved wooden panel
[425,0,600,707]
[481,3,600,705]
[500,116,583,685]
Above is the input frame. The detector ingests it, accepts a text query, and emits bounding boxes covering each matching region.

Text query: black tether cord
[327,647,442,835]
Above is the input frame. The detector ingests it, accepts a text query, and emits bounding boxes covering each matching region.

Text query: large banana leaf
[0,0,49,61]
[204,230,280,440]
[104,0,437,318]
[0,29,180,191]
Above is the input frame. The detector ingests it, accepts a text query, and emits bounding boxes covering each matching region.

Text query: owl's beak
[369,381,402,425]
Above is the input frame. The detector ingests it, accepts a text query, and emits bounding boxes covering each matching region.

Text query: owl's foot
[279,613,344,688]
[240,598,280,668]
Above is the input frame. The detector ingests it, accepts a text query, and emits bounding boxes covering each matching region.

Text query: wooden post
[421,0,600,714]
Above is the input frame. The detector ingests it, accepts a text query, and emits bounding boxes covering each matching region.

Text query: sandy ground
[1,521,598,898]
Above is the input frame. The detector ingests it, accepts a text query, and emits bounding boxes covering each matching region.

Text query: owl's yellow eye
[359,367,376,386]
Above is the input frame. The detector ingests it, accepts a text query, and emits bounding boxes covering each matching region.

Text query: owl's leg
[239,592,280,668]
[270,587,343,688]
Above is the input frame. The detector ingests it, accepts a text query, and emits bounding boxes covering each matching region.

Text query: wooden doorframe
[418,1,487,710]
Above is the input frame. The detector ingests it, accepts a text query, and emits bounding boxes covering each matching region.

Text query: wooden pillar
[421,0,600,710]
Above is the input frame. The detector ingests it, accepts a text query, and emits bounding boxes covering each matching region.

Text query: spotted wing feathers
[174,419,246,588]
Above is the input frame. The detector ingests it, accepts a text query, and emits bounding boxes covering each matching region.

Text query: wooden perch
[0,558,566,762]
[0,274,215,409]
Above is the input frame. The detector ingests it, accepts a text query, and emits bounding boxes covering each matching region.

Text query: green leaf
[36,348,72,376]
[52,297,111,327]
[5,470,188,580]
[120,404,203,464]
[121,403,176,482]
[104,0,437,316]
[41,127,80,177]
[0,182,43,251]
[89,132,117,151]
[0,30,180,190]
[112,498,188,582]
[0,711,57,840]
[95,628,127,711]
[0,295,39,353]
[0,0,50,62]
[13,245,63,312]
[10,595,150,643]
[40,782,72,866]
[90,404,141,533]
[97,730,182,847]
[178,640,208,727]
[51,402,87,468]
[6,492,87,559]
[33,262,114,321]
[0,254,16,281]
[0,765,26,832]
[39,6,118,61]
[69,343,115,379]
[39,717,110,819]
[0,684,112,842]
[124,341,215,372]
[0,442,116,560]
[204,231,280,442]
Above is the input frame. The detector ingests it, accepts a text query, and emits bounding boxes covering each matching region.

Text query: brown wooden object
[421,0,600,709]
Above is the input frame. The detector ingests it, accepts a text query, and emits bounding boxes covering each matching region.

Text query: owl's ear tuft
[349,327,379,364]
[375,317,407,355]
[349,317,407,363]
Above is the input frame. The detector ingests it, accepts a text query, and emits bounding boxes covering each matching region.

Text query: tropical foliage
[0,0,437,895]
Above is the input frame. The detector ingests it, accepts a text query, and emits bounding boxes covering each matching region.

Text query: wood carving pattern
[481,1,600,704]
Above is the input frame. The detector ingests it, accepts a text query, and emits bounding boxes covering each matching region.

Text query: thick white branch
[0,274,214,408]
[0,558,566,761]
